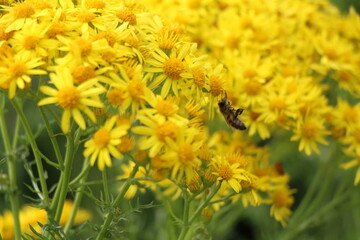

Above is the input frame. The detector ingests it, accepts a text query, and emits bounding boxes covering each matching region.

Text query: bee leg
[235,108,244,117]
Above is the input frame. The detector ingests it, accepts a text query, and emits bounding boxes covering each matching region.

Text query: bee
[218,92,246,130]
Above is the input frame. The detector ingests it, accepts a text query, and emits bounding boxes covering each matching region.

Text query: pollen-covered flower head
[38,66,105,133]
[0,53,46,98]
[84,115,130,171]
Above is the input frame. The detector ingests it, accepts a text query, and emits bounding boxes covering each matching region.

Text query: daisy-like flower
[144,43,191,97]
[56,33,111,67]
[108,64,153,114]
[269,187,296,227]
[117,161,151,199]
[210,155,252,193]
[0,53,46,98]
[290,117,329,155]
[9,21,59,59]
[161,126,203,182]
[84,115,129,171]
[0,1,36,32]
[143,92,188,125]
[38,66,105,133]
[132,114,181,158]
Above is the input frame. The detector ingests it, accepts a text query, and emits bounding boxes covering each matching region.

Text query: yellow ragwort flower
[84,115,129,171]
[38,67,105,133]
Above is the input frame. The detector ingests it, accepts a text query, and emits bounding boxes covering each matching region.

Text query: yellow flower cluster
[0,0,359,230]
[0,200,91,240]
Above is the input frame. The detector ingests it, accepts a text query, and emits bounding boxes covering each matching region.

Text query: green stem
[178,191,191,240]
[39,107,64,169]
[53,127,80,222]
[95,164,139,240]
[11,115,20,150]
[103,168,110,205]
[64,158,91,234]
[188,183,221,225]
[11,98,50,206]
[177,183,222,240]
[0,94,21,240]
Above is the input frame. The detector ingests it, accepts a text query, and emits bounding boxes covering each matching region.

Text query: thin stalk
[53,127,80,222]
[178,191,191,240]
[11,98,50,206]
[177,183,222,240]
[95,164,139,240]
[102,168,110,205]
[11,115,20,150]
[64,158,91,234]
[39,107,64,169]
[188,183,221,225]
[0,94,21,240]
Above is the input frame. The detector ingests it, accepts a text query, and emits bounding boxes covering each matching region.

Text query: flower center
[72,65,96,84]
[0,27,14,41]
[179,144,194,165]
[345,107,358,124]
[11,2,35,19]
[273,190,293,208]
[57,86,80,110]
[9,62,26,78]
[116,9,137,25]
[76,9,96,23]
[94,32,116,47]
[156,99,178,117]
[93,128,110,149]
[163,58,184,80]
[24,35,38,50]
[101,51,116,62]
[301,122,318,139]
[46,22,65,38]
[192,68,206,87]
[128,79,144,102]
[243,68,257,79]
[218,164,233,180]
[117,136,134,153]
[108,88,127,106]
[269,97,286,112]
[243,80,262,96]
[74,38,92,57]
[324,48,338,61]
[156,121,178,142]
[249,111,260,121]
[209,75,223,97]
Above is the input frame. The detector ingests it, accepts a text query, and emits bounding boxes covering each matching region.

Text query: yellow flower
[84,115,129,171]
[118,161,151,199]
[211,155,252,193]
[269,187,296,227]
[161,126,203,182]
[38,66,105,133]
[145,43,191,97]
[108,64,152,114]
[9,21,59,59]
[0,1,36,32]
[56,34,111,67]
[0,53,46,98]
[291,117,329,155]
[132,114,181,158]
[0,200,91,240]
